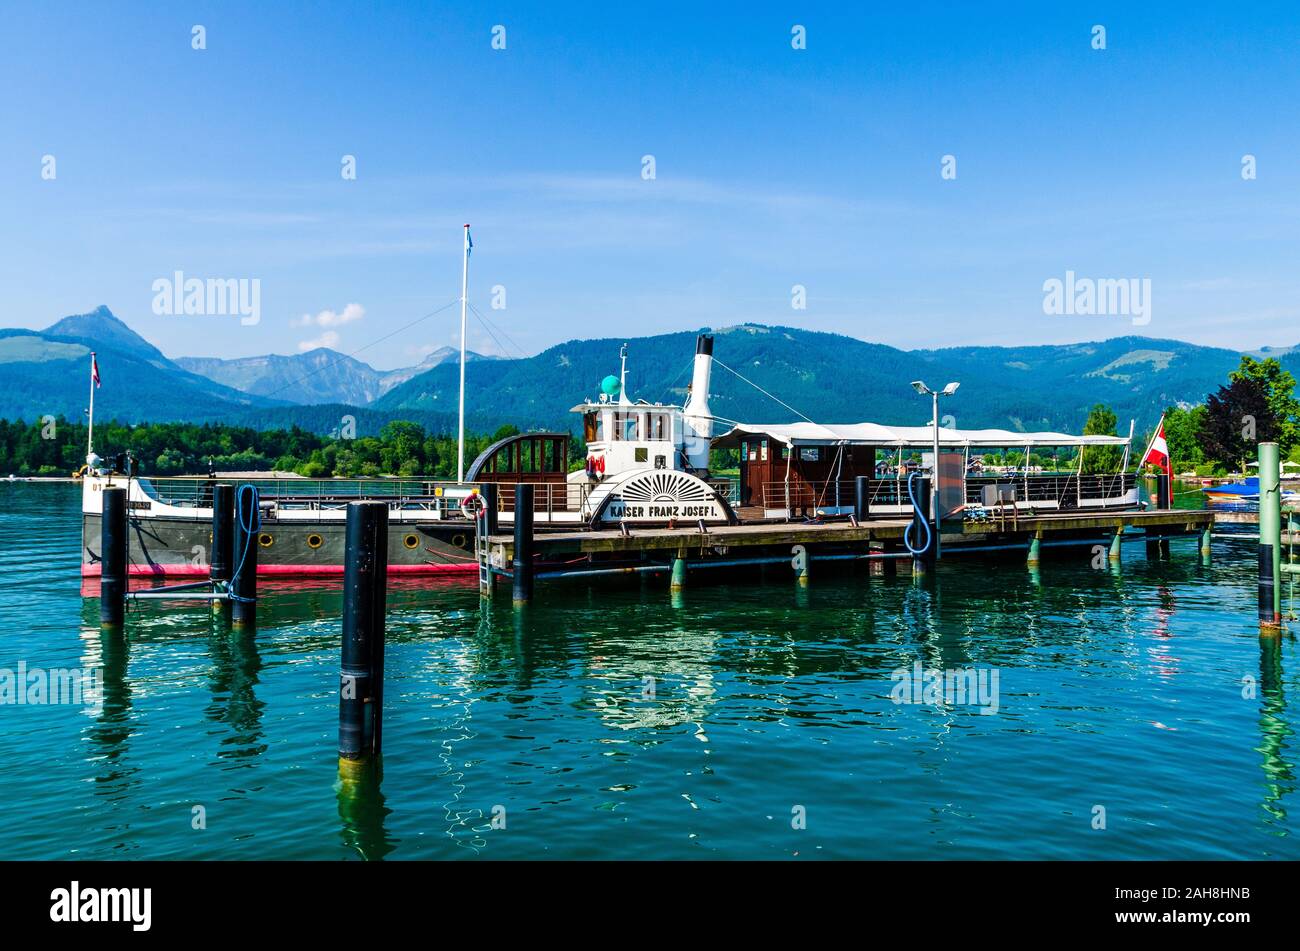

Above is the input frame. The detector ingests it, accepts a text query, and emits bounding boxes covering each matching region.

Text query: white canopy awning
[712,421,1130,449]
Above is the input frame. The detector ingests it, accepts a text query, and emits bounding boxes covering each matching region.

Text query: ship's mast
[87,350,96,459]
[457,224,471,483]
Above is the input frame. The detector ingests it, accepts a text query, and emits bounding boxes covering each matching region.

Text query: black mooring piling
[99,486,128,627]
[481,482,499,537]
[513,484,535,604]
[909,476,935,573]
[339,501,389,769]
[854,475,871,521]
[209,483,234,583]
[231,485,259,627]
[1155,473,1171,510]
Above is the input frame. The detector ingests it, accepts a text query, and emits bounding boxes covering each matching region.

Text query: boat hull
[81,513,477,577]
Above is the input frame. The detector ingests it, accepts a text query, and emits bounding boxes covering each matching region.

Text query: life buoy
[461,490,487,520]
[586,454,606,478]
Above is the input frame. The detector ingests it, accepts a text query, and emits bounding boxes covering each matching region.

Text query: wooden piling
[339,501,389,770]
[231,484,259,628]
[99,486,127,628]
[670,548,687,590]
[512,484,535,604]
[1109,525,1124,562]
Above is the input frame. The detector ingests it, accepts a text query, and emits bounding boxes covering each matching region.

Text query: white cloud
[293,303,365,328]
[298,330,340,351]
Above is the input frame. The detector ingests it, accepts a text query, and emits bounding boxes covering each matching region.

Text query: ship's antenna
[457,223,472,483]
[619,343,630,405]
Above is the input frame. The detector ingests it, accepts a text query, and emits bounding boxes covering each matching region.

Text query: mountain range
[2,306,1294,438]
[176,345,499,406]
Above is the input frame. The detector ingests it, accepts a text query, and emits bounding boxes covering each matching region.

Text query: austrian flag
[1141,414,1171,475]
[91,352,101,388]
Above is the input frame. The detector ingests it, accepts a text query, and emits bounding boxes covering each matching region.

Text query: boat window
[613,411,637,441]
[800,447,820,462]
[760,439,769,461]
[648,413,668,441]
[584,411,601,443]
[635,448,648,463]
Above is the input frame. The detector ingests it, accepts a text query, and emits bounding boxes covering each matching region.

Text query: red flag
[1141,414,1171,475]
[91,352,100,388]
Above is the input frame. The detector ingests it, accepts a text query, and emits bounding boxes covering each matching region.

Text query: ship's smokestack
[681,334,714,471]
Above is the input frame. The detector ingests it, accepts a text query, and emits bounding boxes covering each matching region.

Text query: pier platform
[480,508,1216,586]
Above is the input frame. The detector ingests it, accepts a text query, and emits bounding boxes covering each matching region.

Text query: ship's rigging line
[711,357,815,424]
[466,300,529,362]
[657,355,697,405]
[257,297,463,401]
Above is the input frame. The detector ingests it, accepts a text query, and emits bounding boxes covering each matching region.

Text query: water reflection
[1257,634,1294,825]
[205,619,267,763]
[84,627,137,801]
[55,542,1298,860]
[336,760,395,860]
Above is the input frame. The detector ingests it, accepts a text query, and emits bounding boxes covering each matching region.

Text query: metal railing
[760,479,868,511]
[964,472,1137,505]
[760,472,1138,512]
[134,476,470,516]
[496,482,587,517]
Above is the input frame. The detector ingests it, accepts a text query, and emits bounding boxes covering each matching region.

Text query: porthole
[258,532,274,548]
[306,533,324,549]
[403,533,420,550]
[450,533,468,549]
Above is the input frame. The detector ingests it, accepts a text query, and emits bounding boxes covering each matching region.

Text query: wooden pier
[478,507,1217,594]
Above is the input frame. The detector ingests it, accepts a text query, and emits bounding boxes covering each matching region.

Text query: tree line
[1153,356,1300,474]
[2,354,1294,479]
[0,417,545,479]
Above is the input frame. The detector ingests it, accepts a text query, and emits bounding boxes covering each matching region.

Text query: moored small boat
[1201,476,1299,504]
[1202,477,1260,503]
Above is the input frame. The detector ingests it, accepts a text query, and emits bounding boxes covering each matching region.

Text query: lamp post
[910,380,960,558]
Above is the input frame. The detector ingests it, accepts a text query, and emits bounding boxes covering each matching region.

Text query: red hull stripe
[82,562,476,577]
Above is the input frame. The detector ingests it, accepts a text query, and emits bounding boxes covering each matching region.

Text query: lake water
[1,481,1295,859]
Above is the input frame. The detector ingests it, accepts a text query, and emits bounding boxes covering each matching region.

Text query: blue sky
[2,1,1298,368]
